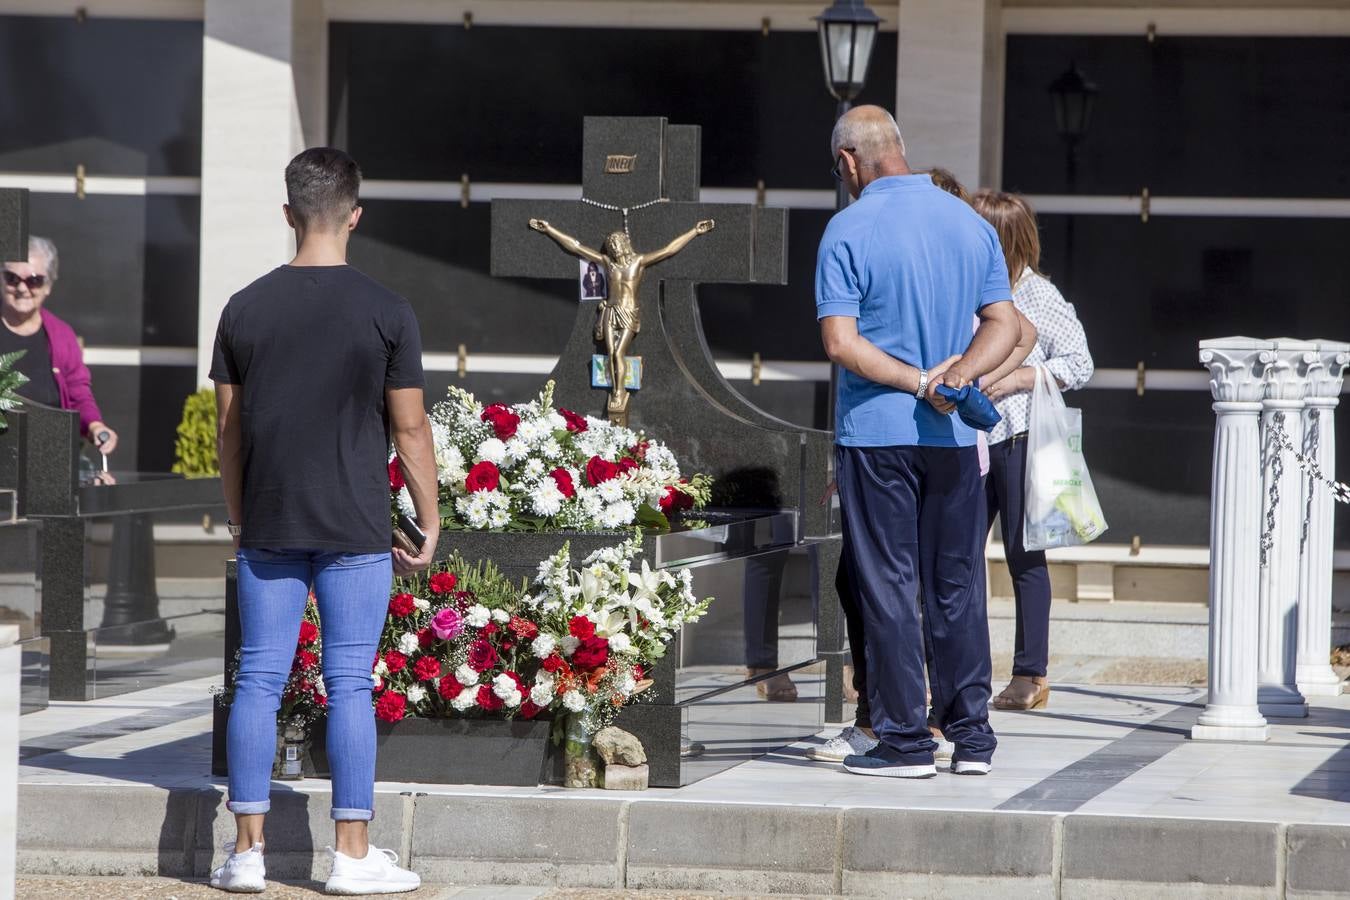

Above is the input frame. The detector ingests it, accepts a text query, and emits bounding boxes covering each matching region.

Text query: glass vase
[563,712,600,789]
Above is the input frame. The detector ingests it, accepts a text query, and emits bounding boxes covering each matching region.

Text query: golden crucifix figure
[528,217,715,425]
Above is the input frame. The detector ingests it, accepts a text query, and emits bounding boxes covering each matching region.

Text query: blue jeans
[228,549,391,821]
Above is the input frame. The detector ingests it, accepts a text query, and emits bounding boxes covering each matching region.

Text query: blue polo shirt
[815,174,1012,448]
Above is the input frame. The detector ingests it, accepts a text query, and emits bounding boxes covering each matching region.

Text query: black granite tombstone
[0,188,28,262]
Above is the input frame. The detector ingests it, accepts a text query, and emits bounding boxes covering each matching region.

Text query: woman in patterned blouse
[971,190,1095,711]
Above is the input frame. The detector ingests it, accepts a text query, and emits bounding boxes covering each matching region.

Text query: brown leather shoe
[993,676,1049,711]
[749,668,799,702]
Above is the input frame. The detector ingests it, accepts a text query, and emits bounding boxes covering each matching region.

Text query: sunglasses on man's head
[831,147,857,182]
[2,271,46,290]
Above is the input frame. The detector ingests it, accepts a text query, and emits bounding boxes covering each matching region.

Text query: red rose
[480,621,499,637]
[429,572,458,595]
[388,593,416,617]
[481,404,521,441]
[500,640,514,652]
[585,456,620,486]
[384,651,408,673]
[413,656,442,681]
[629,441,650,460]
[417,628,435,648]
[316,694,328,707]
[296,649,319,670]
[659,485,695,513]
[519,700,542,719]
[549,467,576,499]
[389,458,405,492]
[467,639,499,672]
[297,620,319,646]
[571,635,610,671]
[476,684,504,711]
[568,615,596,640]
[438,675,463,700]
[541,654,566,674]
[374,691,406,722]
[559,408,588,433]
[465,461,501,493]
[618,457,640,473]
[508,616,538,640]
[633,664,645,681]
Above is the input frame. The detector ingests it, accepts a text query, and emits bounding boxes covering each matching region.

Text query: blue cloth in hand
[934,383,1002,432]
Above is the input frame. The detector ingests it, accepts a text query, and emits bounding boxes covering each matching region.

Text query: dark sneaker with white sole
[952,759,992,776]
[843,743,937,778]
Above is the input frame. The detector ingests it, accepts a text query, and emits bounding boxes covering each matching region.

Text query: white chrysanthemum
[502,690,522,708]
[396,485,416,518]
[546,411,567,430]
[579,489,604,519]
[465,605,490,628]
[608,632,633,655]
[476,437,507,464]
[492,673,519,699]
[398,632,420,655]
[521,458,546,481]
[372,674,383,691]
[616,674,637,696]
[407,684,427,704]
[491,609,510,624]
[530,480,565,517]
[529,683,554,707]
[600,501,636,529]
[531,634,557,658]
[503,437,530,462]
[489,508,512,529]
[455,663,480,687]
[597,480,625,503]
[413,597,431,612]
[450,690,476,711]
[541,438,563,459]
[374,659,389,677]
[562,690,586,712]
[516,419,544,445]
[561,635,580,656]
[534,669,554,687]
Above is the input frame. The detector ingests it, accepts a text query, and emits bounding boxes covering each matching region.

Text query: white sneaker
[325,845,421,895]
[935,738,955,764]
[953,760,992,776]
[209,841,265,893]
[808,725,880,762]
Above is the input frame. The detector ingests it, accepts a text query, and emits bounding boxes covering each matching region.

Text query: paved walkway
[19,676,1350,823]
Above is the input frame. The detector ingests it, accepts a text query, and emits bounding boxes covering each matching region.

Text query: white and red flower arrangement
[281,596,327,727]
[389,381,710,533]
[274,537,708,732]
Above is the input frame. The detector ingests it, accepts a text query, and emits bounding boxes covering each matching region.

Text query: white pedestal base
[1192,722,1270,742]
[1295,665,1344,697]
[1257,684,1309,718]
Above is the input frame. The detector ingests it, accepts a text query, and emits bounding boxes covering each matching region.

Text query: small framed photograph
[591,355,641,390]
[580,259,608,301]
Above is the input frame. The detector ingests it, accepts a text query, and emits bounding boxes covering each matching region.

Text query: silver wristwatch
[226,520,242,537]
[914,368,929,399]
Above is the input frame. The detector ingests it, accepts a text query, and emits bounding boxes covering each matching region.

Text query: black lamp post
[1048,61,1098,294]
[816,0,881,212]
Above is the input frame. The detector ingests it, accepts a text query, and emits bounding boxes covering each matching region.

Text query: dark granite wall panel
[330,23,896,188]
[0,16,202,176]
[1004,36,1350,198]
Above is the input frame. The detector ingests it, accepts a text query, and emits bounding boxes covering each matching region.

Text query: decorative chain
[1300,409,1319,552]
[1259,412,1284,569]
[580,196,668,237]
[1261,410,1350,569]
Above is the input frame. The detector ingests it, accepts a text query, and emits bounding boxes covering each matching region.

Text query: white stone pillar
[1255,339,1317,718]
[197,0,327,387]
[0,624,19,900]
[1193,338,1272,742]
[1296,340,1350,697]
[894,0,1003,189]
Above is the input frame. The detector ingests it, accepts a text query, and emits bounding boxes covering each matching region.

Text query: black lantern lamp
[1048,61,1099,149]
[816,0,881,103]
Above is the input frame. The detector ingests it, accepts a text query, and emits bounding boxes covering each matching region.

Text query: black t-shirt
[0,323,61,408]
[209,265,425,553]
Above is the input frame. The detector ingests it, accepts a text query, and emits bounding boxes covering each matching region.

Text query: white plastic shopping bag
[1023,365,1108,551]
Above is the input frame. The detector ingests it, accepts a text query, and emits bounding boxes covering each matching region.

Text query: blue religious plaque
[591,355,641,390]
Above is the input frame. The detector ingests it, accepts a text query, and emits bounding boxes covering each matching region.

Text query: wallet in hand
[934,383,1002,432]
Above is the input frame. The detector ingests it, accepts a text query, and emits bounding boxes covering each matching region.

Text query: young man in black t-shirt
[209,147,437,895]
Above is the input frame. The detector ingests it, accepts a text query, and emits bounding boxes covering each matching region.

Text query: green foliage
[172,387,218,478]
[0,350,29,429]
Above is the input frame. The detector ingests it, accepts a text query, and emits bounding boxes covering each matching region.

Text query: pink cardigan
[39,308,103,437]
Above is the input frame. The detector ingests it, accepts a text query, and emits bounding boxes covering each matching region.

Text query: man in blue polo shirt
[818,106,1019,778]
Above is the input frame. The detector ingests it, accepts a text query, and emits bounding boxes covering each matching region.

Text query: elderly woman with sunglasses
[2,235,117,457]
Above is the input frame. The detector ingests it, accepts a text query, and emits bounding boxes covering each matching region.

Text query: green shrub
[172,387,218,478]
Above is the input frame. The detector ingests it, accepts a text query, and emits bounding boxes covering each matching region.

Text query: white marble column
[0,624,19,900]
[1255,339,1317,718]
[1193,338,1272,742]
[894,0,1003,189]
[196,0,327,387]
[1296,340,1350,697]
